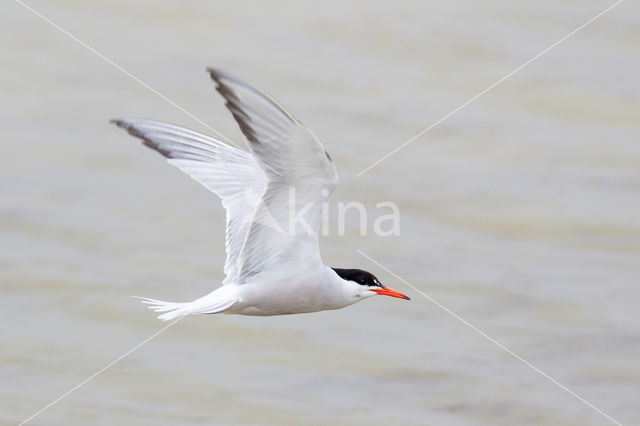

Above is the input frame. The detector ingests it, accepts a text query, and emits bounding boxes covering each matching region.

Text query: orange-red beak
[372,287,410,300]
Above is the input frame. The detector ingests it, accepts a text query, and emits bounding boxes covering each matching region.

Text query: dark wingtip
[110,119,127,128]
[206,68,246,94]
[206,67,227,85]
[109,119,145,140]
[206,68,229,100]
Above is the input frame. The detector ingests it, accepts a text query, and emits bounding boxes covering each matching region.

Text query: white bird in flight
[112,68,409,320]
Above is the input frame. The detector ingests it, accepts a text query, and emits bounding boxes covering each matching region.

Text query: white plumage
[112,68,409,320]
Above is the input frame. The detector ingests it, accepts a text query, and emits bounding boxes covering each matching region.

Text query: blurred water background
[1,0,639,424]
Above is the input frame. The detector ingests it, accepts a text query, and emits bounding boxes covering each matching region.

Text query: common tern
[112,68,409,320]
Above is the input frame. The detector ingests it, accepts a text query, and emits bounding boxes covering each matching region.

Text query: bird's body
[145,266,362,318]
[113,69,409,320]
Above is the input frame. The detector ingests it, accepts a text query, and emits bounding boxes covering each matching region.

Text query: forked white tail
[133,296,238,321]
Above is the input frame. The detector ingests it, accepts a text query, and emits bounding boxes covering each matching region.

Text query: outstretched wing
[111,119,266,282]
[208,69,339,282]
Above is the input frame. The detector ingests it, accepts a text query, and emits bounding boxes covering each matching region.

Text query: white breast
[227,267,357,315]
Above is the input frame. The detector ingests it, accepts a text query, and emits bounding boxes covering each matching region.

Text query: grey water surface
[2,1,639,425]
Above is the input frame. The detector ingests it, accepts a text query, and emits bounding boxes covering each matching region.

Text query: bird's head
[332,268,410,301]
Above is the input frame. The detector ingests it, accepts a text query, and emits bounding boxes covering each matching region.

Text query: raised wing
[111,119,266,282]
[208,69,339,282]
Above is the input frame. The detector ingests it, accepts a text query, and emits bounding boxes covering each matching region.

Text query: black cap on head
[332,268,384,288]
